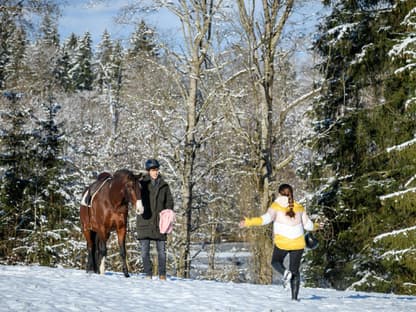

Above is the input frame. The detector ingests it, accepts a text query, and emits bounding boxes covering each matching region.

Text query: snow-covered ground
[1,265,415,311]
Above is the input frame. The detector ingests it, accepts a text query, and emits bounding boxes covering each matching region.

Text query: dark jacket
[136,174,174,240]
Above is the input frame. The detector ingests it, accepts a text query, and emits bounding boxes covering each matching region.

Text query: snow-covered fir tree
[306,0,416,295]
[71,32,94,91]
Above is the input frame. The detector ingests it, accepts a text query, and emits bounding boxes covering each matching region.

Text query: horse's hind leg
[83,229,96,273]
[96,233,107,275]
[91,231,100,273]
[117,227,129,277]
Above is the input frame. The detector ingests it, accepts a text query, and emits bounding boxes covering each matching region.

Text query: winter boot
[290,274,300,301]
[282,270,292,288]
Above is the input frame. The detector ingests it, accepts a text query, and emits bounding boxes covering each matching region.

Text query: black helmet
[145,159,160,170]
[305,232,319,250]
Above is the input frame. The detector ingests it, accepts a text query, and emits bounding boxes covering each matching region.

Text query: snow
[374,225,416,243]
[326,22,358,45]
[379,187,416,201]
[386,136,416,153]
[1,265,416,312]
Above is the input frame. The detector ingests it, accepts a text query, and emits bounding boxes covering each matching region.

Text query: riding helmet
[145,159,160,170]
[304,232,319,250]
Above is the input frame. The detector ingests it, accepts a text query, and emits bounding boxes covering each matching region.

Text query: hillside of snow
[1,265,415,311]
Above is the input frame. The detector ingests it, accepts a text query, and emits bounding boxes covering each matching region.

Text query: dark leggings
[271,245,303,279]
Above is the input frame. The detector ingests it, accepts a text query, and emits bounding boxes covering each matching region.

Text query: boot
[282,270,292,288]
[290,274,300,301]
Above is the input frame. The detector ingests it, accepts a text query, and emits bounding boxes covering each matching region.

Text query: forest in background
[0,0,415,295]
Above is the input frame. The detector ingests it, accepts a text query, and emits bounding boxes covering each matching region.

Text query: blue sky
[58,0,325,51]
[58,0,180,46]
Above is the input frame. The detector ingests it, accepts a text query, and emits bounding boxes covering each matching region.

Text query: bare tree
[234,0,321,283]
[103,0,322,280]
[117,0,228,278]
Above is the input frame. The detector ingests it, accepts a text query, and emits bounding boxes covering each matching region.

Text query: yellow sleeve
[244,217,263,227]
[294,202,305,213]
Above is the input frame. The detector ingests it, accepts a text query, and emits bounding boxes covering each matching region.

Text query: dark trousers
[271,246,303,276]
[271,245,304,300]
[140,239,166,277]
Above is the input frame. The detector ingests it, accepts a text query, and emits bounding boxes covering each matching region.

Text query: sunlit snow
[1,265,415,312]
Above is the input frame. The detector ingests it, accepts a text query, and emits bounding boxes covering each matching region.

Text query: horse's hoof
[124,272,130,278]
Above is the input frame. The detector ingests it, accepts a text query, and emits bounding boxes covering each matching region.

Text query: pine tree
[0,9,27,90]
[38,12,60,46]
[0,92,79,265]
[110,40,124,111]
[0,92,34,260]
[72,32,94,91]
[28,11,61,95]
[57,33,78,92]
[127,20,158,60]
[306,0,416,294]
[94,29,114,91]
[28,96,77,265]
[0,0,88,267]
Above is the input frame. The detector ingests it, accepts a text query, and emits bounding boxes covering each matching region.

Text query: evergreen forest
[0,0,415,295]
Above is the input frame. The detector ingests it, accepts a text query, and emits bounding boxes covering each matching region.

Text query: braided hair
[278,184,295,218]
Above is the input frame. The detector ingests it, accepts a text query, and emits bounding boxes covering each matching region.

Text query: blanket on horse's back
[80,172,112,207]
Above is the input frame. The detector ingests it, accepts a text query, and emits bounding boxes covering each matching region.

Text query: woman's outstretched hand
[317,222,325,230]
[314,215,328,231]
[239,220,246,228]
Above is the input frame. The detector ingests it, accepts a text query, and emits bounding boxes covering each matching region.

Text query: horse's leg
[96,231,108,275]
[81,206,96,273]
[91,231,99,273]
[87,231,96,272]
[99,238,107,275]
[84,230,95,273]
[117,226,129,277]
[94,231,102,274]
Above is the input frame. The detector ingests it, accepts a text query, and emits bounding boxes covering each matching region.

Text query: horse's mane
[113,169,134,181]
[114,169,143,181]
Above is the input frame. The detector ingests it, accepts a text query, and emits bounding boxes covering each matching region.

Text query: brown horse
[80,169,143,277]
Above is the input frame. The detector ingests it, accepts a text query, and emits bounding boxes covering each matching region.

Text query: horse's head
[129,173,143,201]
[112,169,144,214]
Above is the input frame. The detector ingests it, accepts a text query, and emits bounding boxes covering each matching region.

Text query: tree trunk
[237,0,294,284]
[172,0,217,278]
[178,39,201,277]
